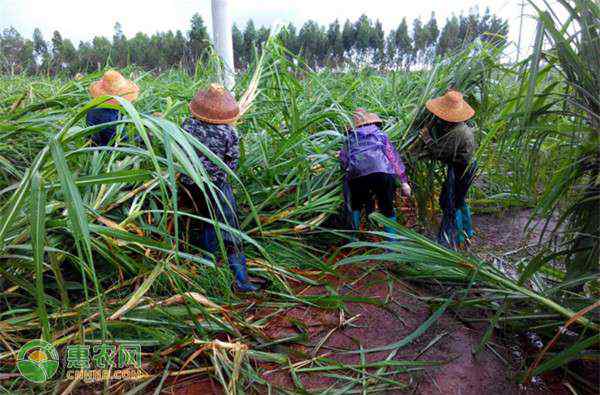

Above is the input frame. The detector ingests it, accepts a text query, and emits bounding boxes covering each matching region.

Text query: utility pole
[516,1,525,62]
[211,0,235,89]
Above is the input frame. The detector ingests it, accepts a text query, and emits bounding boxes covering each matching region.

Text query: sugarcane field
[0,0,598,393]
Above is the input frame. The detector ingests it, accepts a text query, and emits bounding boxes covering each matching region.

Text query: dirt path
[170,209,567,394]
[256,209,566,394]
[259,266,517,394]
[470,208,557,255]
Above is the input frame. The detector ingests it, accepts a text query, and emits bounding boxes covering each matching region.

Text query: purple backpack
[340,124,397,179]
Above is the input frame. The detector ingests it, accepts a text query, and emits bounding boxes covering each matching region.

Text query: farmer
[414,90,478,248]
[339,108,411,237]
[86,70,139,145]
[180,83,259,293]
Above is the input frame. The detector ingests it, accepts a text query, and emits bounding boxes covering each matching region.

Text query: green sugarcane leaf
[49,139,107,337]
[30,171,50,341]
[531,334,600,377]
[343,297,453,354]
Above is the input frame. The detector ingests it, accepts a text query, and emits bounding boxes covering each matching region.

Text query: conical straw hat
[425,90,474,122]
[353,108,382,128]
[89,70,139,104]
[189,83,240,124]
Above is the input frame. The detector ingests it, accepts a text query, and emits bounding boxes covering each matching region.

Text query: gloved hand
[401,182,411,197]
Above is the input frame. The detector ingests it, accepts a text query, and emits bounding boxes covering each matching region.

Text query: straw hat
[425,90,474,123]
[189,83,240,124]
[89,70,139,104]
[353,108,382,128]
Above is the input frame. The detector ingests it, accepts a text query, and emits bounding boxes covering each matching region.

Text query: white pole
[516,1,525,62]
[211,0,235,90]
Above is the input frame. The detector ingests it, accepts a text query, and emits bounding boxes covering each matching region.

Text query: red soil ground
[168,209,572,394]
[258,266,517,393]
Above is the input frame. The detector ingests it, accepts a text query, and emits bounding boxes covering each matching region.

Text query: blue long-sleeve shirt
[86,108,120,146]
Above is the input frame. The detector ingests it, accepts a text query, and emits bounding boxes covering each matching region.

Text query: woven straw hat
[425,90,474,122]
[89,70,139,104]
[353,108,382,128]
[189,83,240,124]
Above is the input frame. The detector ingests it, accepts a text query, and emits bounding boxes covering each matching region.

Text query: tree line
[0,8,508,75]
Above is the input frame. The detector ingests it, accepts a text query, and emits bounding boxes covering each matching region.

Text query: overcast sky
[1,0,542,58]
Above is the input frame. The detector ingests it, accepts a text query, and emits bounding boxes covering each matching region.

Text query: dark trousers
[348,172,397,217]
[178,181,242,255]
[438,161,478,245]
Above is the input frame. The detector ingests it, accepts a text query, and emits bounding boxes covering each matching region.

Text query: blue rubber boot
[383,215,398,241]
[460,205,475,238]
[454,209,465,244]
[351,210,361,231]
[350,210,361,241]
[228,253,259,292]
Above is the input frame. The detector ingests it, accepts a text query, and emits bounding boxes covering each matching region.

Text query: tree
[370,20,385,67]
[51,30,64,73]
[32,28,49,73]
[60,39,78,74]
[424,12,439,65]
[165,30,186,67]
[411,18,427,67]
[91,36,112,70]
[327,20,343,67]
[242,20,257,64]
[162,30,177,68]
[341,19,355,60]
[172,30,186,67]
[459,10,481,46]
[281,23,298,56]
[436,16,460,57]
[128,32,150,68]
[257,26,270,52]
[232,24,244,69]
[113,22,128,67]
[354,15,373,64]
[394,18,412,70]
[77,41,93,72]
[0,28,26,74]
[1,12,510,76]
[479,8,508,48]
[149,33,166,70]
[188,13,209,67]
[19,39,36,74]
[385,31,397,70]
[298,20,326,69]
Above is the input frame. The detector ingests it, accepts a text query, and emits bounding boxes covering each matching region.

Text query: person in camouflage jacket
[180,84,259,293]
[416,90,478,248]
[179,118,240,187]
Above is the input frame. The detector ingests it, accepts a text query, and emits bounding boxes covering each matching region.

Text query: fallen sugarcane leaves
[0,12,599,393]
[347,213,599,331]
[142,291,223,311]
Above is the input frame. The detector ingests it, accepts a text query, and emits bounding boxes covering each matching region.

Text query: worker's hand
[419,127,433,145]
[401,182,412,197]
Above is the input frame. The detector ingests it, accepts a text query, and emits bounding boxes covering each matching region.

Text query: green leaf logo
[17,340,59,383]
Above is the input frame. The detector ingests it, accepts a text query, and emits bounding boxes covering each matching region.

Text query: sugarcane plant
[0,3,597,392]
[519,0,599,283]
